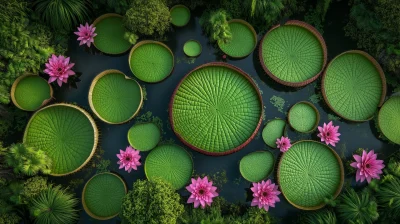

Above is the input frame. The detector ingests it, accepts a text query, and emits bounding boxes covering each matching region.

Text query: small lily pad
[240,151,274,182]
[127,122,161,151]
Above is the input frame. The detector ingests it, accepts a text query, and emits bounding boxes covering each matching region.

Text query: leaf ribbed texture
[94,16,131,54]
[24,105,96,175]
[145,144,193,190]
[323,53,383,121]
[262,119,286,148]
[240,151,274,182]
[171,65,261,153]
[378,96,400,144]
[261,25,324,82]
[14,75,51,111]
[170,5,190,26]
[278,141,342,208]
[129,43,174,82]
[128,123,161,151]
[83,173,126,219]
[289,102,318,132]
[218,21,256,57]
[183,40,202,57]
[91,73,141,123]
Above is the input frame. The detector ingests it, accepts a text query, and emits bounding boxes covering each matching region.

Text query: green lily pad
[322,51,386,121]
[89,70,143,124]
[127,122,161,151]
[129,40,174,83]
[11,74,52,111]
[82,173,126,220]
[183,40,202,57]
[240,151,274,182]
[93,14,132,54]
[262,119,286,148]
[378,96,400,144]
[218,19,257,58]
[24,104,98,176]
[170,63,262,155]
[260,21,326,86]
[288,101,319,133]
[170,5,190,27]
[278,141,343,210]
[145,144,193,190]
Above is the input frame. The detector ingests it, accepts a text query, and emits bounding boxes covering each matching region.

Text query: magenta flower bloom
[350,150,385,183]
[186,176,219,209]
[74,23,97,47]
[317,121,341,146]
[44,54,75,87]
[116,146,141,173]
[276,136,291,152]
[251,179,281,211]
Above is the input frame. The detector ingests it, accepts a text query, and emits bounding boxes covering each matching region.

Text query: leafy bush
[299,209,337,224]
[0,105,28,142]
[0,199,20,224]
[21,176,48,204]
[122,178,184,224]
[199,10,232,44]
[29,185,79,224]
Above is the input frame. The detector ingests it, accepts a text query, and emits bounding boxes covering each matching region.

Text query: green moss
[270,95,286,113]
[195,170,228,189]
[328,113,341,121]
[309,93,322,104]
[95,159,110,174]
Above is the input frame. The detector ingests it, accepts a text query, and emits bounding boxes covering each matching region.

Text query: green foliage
[300,209,337,224]
[92,0,130,15]
[33,0,90,31]
[124,32,139,45]
[30,185,79,224]
[199,10,232,44]
[0,105,28,142]
[21,176,48,203]
[375,176,400,219]
[122,178,184,224]
[336,188,379,224]
[247,0,284,26]
[387,157,400,177]
[124,0,170,37]
[5,143,52,176]
[0,200,21,224]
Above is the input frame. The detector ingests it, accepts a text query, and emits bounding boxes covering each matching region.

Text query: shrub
[199,10,232,45]
[21,176,48,204]
[122,178,184,224]
[300,209,337,224]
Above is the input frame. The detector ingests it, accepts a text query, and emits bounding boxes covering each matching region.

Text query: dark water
[50,2,397,223]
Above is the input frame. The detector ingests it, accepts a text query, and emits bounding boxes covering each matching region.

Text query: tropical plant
[124,0,170,37]
[375,176,400,219]
[0,106,28,142]
[20,176,48,204]
[5,143,52,176]
[199,10,232,45]
[248,0,284,25]
[29,185,79,224]
[33,0,90,31]
[336,188,379,224]
[91,0,130,15]
[0,199,20,224]
[121,178,184,224]
[300,209,337,224]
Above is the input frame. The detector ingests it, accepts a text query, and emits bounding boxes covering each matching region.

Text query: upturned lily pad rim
[82,172,127,220]
[239,150,275,182]
[321,50,387,122]
[262,118,287,148]
[287,101,320,133]
[88,69,143,125]
[23,103,99,176]
[218,19,258,58]
[378,96,400,144]
[169,62,263,156]
[11,73,53,111]
[92,13,132,55]
[127,121,162,150]
[128,40,175,83]
[259,20,327,87]
[183,39,202,57]
[170,4,191,27]
[277,140,344,210]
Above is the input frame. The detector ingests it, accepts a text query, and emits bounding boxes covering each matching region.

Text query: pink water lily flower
[350,150,385,183]
[116,146,141,173]
[44,54,75,87]
[74,23,97,47]
[317,121,341,146]
[251,179,281,211]
[186,176,218,209]
[276,136,291,152]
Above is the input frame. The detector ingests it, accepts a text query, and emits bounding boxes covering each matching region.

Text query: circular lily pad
[127,122,161,151]
[129,40,174,83]
[11,74,52,111]
[24,103,98,176]
[262,119,286,148]
[288,101,320,133]
[145,144,193,190]
[378,96,400,144]
[82,173,127,220]
[278,141,344,210]
[183,40,202,57]
[170,5,190,27]
[93,14,132,54]
[170,62,263,156]
[89,70,143,124]
[240,151,274,182]
[218,19,257,58]
[259,20,327,87]
[322,50,386,122]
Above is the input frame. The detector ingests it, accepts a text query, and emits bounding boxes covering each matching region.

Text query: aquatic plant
[276,136,291,152]
[44,55,75,87]
[116,146,141,173]
[20,176,48,204]
[376,176,400,219]
[74,23,97,47]
[350,150,384,183]
[240,151,274,183]
[250,180,281,211]
[199,10,232,44]
[301,209,337,224]
[186,176,219,209]
[317,121,341,147]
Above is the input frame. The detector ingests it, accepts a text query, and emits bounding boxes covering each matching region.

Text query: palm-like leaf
[303,209,337,224]
[376,176,400,218]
